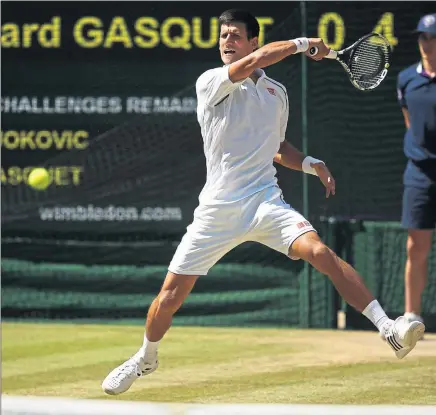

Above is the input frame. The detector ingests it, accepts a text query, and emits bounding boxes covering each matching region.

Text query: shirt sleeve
[280,88,289,142]
[397,73,407,109]
[196,66,245,107]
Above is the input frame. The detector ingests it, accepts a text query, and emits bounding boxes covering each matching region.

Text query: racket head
[341,32,392,91]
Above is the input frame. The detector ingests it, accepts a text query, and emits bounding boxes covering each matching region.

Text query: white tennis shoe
[102,351,158,395]
[380,316,425,359]
[404,312,425,340]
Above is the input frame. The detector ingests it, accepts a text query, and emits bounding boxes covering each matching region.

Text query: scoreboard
[1,2,434,234]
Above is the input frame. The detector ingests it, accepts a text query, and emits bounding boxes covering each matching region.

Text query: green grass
[2,322,436,404]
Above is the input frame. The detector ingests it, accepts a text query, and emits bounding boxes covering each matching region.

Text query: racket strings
[349,36,390,89]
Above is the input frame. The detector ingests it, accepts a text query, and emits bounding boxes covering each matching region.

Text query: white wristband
[302,156,324,176]
[291,37,309,54]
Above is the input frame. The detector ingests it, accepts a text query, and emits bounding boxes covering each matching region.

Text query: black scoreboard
[2,2,434,234]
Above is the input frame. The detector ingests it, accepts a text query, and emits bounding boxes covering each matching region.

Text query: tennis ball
[28,168,51,190]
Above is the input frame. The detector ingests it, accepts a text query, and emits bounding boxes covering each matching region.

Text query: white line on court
[2,396,435,415]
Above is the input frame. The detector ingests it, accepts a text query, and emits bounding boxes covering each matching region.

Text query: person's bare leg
[145,271,199,342]
[289,231,425,359]
[290,231,374,312]
[405,229,432,315]
[102,271,198,395]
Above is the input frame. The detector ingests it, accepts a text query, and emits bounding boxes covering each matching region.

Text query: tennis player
[397,13,436,333]
[102,9,425,395]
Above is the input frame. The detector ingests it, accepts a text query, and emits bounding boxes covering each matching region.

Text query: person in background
[397,13,436,332]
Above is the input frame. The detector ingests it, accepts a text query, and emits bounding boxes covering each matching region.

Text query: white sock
[404,312,423,322]
[140,334,159,360]
[362,300,390,331]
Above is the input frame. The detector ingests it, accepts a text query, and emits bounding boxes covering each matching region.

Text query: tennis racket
[309,33,392,91]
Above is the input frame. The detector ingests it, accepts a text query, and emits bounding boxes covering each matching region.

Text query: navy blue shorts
[401,185,436,230]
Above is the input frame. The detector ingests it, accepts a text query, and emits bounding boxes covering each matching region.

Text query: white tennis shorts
[168,186,316,276]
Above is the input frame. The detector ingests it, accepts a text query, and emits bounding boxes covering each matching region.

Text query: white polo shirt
[195,65,289,205]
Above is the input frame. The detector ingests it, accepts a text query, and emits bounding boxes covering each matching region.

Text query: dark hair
[218,9,260,39]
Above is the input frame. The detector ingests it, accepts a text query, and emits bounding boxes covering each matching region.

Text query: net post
[299,0,311,328]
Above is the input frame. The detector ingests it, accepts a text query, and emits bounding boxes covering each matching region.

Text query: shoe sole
[395,321,425,359]
[103,387,119,396]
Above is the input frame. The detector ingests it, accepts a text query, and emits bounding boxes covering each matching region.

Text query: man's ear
[251,37,259,51]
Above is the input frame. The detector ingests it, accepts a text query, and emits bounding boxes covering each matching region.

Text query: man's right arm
[197,38,329,107]
[229,38,329,82]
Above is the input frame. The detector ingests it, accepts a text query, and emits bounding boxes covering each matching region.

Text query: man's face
[219,22,258,65]
[418,32,436,60]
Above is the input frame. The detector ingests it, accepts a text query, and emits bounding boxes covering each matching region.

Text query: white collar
[254,68,265,79]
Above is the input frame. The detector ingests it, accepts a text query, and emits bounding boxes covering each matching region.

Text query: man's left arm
[273,140,304,170]
[274,140,336,198]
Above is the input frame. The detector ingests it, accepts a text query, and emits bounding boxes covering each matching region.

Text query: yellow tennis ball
[28,168,51,190]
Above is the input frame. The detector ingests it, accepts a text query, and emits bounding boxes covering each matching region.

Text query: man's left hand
[312,162,336,198]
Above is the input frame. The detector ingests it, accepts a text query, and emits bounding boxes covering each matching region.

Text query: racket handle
[326,49,338,59]
[308,47,338,59]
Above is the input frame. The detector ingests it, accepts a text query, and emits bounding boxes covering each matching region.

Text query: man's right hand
[305,38,331,61]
